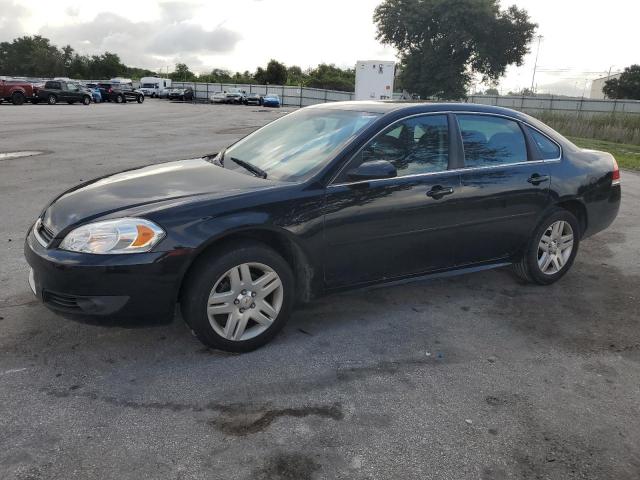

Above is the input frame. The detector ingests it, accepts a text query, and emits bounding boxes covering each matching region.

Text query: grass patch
[569,137,640,171]
[533,112,640,145]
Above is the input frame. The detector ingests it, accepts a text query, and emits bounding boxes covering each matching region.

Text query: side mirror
[347,160,397,182]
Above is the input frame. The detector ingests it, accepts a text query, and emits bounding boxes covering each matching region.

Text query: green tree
[484,88,499,96]
[304,64,355,91]
[286,65,305,85]
[374,0,536,99]
[603,65,640,100]
[169,63,196,81]
[254,59,287,85]
[0,35,65,77]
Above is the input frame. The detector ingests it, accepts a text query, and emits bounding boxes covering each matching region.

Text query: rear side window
[457,115,527,168]
[525,126,561,160]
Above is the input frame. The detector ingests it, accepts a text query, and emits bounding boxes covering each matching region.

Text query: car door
[323,113,462,288]
[452,113,553,266]
[57,82,70,101]
[68,84,82,101]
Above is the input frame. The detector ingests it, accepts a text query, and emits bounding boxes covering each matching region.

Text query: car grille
[34,219,55,247]
[43,291,82,311]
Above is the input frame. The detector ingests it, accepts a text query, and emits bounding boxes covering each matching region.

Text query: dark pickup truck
[35,81,93,105]
[97,82,144,103]
[0,79,37,105]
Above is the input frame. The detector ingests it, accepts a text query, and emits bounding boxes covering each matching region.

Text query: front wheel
[115,94,124,103]
[47,94,57,105]
[181,241,294,352]
[82,95,91,105]
[513,208,580,285]
[11,92,25,105]
[137,95,144,103]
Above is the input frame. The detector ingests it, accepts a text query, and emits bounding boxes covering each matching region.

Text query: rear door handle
[528,174,550,185]
[426,185,454,199]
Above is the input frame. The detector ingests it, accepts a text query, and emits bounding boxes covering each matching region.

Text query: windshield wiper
[229,157,267,179]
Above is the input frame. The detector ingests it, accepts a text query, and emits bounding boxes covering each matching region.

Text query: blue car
[85,84,102,103]
[262,93,280,108]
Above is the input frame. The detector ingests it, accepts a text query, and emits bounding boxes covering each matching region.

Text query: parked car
[262,93,281,108]
[24,102,621,352]
[168,87,194,101]
[84,83,102,103]
[97,82,144,103]
[244,92,263,106]
[0,79,37,105]
[210,91,227,104]
[34,80,92,105]
[224,88,246,104]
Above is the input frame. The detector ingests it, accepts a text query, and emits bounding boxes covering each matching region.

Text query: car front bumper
[24,228,189,320]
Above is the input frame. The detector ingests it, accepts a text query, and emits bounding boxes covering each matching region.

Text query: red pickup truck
[0,79,37,105]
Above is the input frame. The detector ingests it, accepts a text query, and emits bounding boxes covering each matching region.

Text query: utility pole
[530,35,543,94]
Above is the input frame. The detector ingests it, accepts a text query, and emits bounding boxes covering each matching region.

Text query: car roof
[309,100,534,120]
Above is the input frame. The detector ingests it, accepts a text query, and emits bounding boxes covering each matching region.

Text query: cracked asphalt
[1,101,639,480]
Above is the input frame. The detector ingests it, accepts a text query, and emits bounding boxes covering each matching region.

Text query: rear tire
[512,208,580,285]
[11,92,25,105]
[115,94,124,103]
[181,241,294,352]
[47,94,57,105]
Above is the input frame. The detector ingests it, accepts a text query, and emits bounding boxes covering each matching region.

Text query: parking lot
[1,100,639,480]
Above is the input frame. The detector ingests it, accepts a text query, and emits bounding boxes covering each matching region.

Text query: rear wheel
[181,241,294,352]
[47,94,57,105]
[115,94,124,103]
[513,208,580,285]
[11,92,25,105]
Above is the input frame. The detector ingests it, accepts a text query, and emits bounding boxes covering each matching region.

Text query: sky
[0,0,638,96]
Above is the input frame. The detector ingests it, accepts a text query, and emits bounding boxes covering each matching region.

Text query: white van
[138,77,172,98]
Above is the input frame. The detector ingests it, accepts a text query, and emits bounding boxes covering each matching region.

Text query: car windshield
[221,108,381,182]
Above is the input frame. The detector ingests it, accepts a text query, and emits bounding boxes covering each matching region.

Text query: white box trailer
[138,77,172,97]
[355,60,395,101]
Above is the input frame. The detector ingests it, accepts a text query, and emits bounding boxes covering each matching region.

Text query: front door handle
[528,174,550,185]
[426,185,454,199]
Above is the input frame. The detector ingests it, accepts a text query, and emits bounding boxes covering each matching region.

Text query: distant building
[590,73,622,99]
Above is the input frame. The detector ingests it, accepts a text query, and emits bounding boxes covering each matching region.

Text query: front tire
[11,92,25,105]
[513,208,580,285]
[47,94,57,105]
[115,94,124,103]
[82,95,91,105]
[181,241,294,352]
[137,95,144,103]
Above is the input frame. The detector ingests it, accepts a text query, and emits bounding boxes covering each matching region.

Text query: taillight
[612,158,620,184]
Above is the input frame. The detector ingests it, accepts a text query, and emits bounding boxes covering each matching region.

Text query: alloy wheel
[207,262,283,341]
[537,220,574,275]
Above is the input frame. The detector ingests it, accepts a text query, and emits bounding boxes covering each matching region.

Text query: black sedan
[168,87,194,101]
[25,102,621,352]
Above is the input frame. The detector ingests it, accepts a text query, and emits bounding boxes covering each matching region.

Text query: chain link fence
[466,94,640,115]
[169,82,354,107]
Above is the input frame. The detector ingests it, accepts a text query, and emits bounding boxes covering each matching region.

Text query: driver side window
[357,114,449,177]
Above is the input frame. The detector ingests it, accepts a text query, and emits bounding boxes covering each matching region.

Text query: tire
[115,94,124,104]
[47,94,57,105]
[512,208,580,285]
[137,95,144,103]
[82,96,91,105]
[11,92,25,105]
[181,240,295,352]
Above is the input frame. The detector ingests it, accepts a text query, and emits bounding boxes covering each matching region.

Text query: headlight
[59,218,165,254]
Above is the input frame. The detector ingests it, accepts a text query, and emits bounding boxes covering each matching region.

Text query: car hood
[42,158,275,234]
